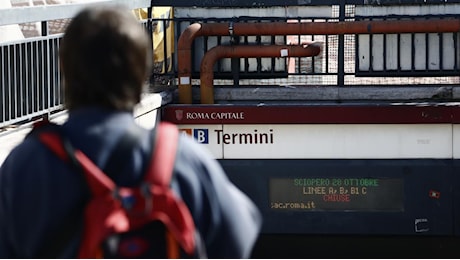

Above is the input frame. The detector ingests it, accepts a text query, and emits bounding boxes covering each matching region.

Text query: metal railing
[165,12,460,88]
[148,8,459,103]
[1,35,62,126]
[0,0,152,128]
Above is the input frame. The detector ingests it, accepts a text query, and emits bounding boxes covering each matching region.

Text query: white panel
[260,35,272,44]
[247,57,258,72]
[400,34,412,70]
[175,6,333,18]
[219,124,452,159]
[428,33,440,70]
[414,34,427,70]
[386,34,398,70]
[457,33,460,69]
[220,56,232,71]
[274,56,285,71]
[287,6,332,17]
[442,33,456,70]
[453,124,460,159]
[358,35,370,71]
[372,34,384,71]
[275,35,285,45]
[178,123,453,159]
[356,4,460,16]
[207,37,219,50]
[261,57,271,72]
[356,5,460,72]
[239,59,246,72]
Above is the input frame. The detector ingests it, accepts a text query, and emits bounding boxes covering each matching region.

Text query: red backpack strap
[38,133,116,196]
[145,122,178,186]
[38,131,127,258]
[143,121,196,256]
[38,122,196,258]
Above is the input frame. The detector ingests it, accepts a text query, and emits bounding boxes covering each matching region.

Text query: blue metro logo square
[193,129,209,144]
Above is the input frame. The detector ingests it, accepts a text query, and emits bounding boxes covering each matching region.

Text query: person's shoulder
[175,133,215,162]
[1,129,50,172]
[173,132,229,185]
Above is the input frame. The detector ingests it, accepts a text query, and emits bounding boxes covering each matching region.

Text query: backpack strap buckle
[112,182,154,216]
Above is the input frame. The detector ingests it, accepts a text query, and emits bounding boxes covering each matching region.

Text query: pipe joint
[229,21,234,36]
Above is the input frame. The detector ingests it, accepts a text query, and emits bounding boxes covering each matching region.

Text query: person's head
[60,5,151,111]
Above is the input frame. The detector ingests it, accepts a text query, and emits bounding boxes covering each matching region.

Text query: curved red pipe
[200,44,321,104]
[178,18,460,104]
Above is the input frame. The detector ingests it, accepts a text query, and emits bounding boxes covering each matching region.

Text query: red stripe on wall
[162,103,460,124]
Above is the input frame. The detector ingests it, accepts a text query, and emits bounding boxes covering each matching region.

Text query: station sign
[164,105,460,159]
[178,123,452,159]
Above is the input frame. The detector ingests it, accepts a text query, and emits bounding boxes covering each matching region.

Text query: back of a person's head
[60,5,151,111]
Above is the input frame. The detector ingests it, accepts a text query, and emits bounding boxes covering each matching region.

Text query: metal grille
[0,36,63,128]
[162,12,460,88]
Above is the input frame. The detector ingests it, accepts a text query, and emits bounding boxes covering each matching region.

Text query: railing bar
[52,39,56,108]
[16,45,21,117]
[46,38,50,114]
[455,32,459,70]
[7,45,12,122]
[369,33,374,72]
[57,38,62,106]
[425,33,429,72]
[296,19,302,74]
[1,46,5,124]
[162,19,168,75]
[18,43,23,117]
[41,39,45,114]
[30,42,34,114]
[383,32,387,71]
[397,33,401,72]
[25,42,30,116]
[325,34,329,73]
[13,44,17,120]
[34,41,39,113]
[411,33,415,72]
[17,43,21,118]
[439,32,443,71]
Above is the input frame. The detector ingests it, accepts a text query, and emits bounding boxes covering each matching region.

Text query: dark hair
[60,5,151,111]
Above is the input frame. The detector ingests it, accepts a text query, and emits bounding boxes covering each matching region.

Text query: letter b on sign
[193,129,208,144]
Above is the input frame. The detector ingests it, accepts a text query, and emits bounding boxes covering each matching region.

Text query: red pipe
[200,44,321,104]
[178,18,460,104]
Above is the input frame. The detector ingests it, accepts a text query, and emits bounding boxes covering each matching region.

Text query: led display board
[270,177,404,211]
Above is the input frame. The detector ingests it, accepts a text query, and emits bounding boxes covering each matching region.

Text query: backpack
[34,120,198,258]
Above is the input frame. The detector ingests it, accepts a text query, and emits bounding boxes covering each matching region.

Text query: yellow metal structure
[134,7,174,73]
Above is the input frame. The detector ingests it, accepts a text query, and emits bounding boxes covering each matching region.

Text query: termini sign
[163,104,460,159]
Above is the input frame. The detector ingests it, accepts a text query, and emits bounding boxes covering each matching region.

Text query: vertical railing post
[42,21,51,119]
[338,0,346,88]
[147,1,155,84]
